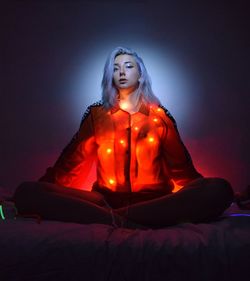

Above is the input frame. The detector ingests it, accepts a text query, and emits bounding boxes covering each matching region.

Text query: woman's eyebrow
[114,61,134,66]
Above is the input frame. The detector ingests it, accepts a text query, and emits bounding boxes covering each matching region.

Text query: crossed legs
[115,178,234,228]
[13,178,234,229]
[13,182,120,225]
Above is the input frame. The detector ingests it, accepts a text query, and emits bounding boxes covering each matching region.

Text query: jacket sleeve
[160,107,203,186]
[39,106,97,189]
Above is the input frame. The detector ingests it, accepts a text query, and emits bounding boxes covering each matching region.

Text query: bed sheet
[0,187,250,281]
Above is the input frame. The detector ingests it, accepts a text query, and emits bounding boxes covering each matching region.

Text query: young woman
[13,47,234,228]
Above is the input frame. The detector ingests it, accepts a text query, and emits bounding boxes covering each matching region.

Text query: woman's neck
[118,88,141,114]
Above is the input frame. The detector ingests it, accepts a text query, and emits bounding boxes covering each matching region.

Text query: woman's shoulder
[151,103,177,127]
[86,100,104,110]
[80,100,106,123]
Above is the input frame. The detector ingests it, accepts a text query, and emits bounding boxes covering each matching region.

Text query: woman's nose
[120,71,125,77]
[120,67,126,76]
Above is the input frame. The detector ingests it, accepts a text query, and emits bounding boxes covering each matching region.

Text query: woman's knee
[14,181,40,196]
[185,177,234,205]
[204,177,234,204]
[13,181,50,205]
[12,181,42,212]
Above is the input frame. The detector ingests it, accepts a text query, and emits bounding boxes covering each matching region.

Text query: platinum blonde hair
[101,46,161,108]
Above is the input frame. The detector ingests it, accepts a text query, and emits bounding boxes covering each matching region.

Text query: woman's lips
[119,79,128,83]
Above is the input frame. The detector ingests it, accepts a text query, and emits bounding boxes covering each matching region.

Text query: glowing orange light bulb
[153,118,158,122]
[148,137,154,143]
[119,139,125,144]
[172,181,183,193]
[157,108,161,112]
[134,126,139,131]
[106,148,112,154]
[120,101,128,110]
[109,179,115,185]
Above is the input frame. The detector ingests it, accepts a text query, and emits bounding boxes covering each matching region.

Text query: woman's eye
[113,64,133,72]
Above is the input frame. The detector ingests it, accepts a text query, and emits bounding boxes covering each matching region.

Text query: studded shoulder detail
[80,100,103,126]
[55,101,103,160]
[158,104,177,128]
[158,104,191,161]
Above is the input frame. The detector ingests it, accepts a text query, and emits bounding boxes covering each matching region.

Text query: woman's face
[113,54,140,92]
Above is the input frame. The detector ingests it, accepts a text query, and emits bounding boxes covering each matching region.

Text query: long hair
[101,46,161,108]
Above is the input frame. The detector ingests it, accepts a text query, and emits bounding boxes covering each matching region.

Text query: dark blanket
[0,187,250,281]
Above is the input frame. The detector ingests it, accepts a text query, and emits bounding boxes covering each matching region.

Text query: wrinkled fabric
[1,214,250,281]
[39,101,202,193]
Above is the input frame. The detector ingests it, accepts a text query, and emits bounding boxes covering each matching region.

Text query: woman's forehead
[114,54,136,64]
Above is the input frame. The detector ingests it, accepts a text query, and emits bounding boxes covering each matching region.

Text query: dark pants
[13,178,234,228]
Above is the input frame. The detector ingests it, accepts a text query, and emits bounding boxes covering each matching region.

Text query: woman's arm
[39,106,97,189]
[159,107,203,187]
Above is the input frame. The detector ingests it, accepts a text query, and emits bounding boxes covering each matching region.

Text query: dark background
[1,0,249,193]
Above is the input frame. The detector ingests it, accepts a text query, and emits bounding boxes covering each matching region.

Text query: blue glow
[68,41,201,128]
[229,213,250,217]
